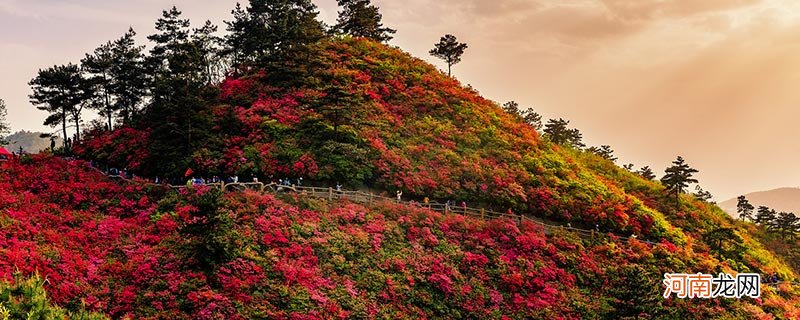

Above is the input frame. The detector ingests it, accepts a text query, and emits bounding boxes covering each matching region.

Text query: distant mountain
[3,130,61,153]
[719,187,800,218]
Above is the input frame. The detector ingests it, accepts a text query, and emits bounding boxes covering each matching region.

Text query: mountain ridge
[720,187,800,218]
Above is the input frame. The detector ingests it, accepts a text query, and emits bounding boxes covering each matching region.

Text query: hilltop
[4,130,61,153]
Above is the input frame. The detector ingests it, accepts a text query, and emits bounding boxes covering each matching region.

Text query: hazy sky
[2,0,800,200]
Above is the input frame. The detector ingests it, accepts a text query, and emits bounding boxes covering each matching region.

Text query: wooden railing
[100,171,800,287]
[160,180,657,245]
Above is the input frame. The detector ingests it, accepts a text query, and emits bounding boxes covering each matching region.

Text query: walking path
[105,173,657,245]
[97,168,800,288]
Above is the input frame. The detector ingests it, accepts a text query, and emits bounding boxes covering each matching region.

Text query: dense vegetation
[0,156,798,319]
[9,0,800,318]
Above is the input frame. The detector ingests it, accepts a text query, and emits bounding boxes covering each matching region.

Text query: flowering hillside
[68,37,800,317]
[78,38,678,240]
[0,156,798,319]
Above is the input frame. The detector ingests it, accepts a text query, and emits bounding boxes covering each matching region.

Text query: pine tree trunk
[61,111,68,149]
[75,116,81,142]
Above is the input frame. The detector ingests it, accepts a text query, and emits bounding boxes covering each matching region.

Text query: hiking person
[336,183,342,192]
[396,190,403,202]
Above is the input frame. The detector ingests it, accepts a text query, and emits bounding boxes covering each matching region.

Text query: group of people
[186,176,226,186]
[278,178,303,187]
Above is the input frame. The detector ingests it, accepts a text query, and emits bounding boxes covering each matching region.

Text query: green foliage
[28,63,88,149]
[429,34,468,76]
[660,156,698,207]
[0,273,107,320]
[736,195,755,221]
[587,145,616,162]
[606,265,665,319]
[334,0,396,42]
[224,0,325,68]
[544,118,584,149]
[160,187,238,270]
[637,166,656,180]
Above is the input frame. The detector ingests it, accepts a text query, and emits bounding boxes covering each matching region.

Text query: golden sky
[2,0,800,200]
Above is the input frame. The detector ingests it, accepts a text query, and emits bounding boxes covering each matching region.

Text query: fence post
[328,188,333,201]
[369,193,373,205]
[481,208,485,220]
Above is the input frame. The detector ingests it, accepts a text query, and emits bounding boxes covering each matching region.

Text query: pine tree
[148,7,191,60]
[147,6,201,82]
[503,101,542,131]
[544,118,584,148]
[429,34,468,76]
[334,0,396,42]
[637,166,656,180]
[588,145,617,162]
[755,206,776,229]
[736,195,755,222]
[193,20,223,84]
[502,101,520,115]
[776,212,799,239]
[29,64,87,149]
[660,156,698,207]
[223,3,252,67]
[81,41,117,129]
[693,185,714,203]
[224,0,325,67]
[0,99,9,145]
[145,7,212,176]
[110,28,148,123]
[521,109,543,131]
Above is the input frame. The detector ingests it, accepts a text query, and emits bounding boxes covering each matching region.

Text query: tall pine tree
[660,156,699,207]
[544,118,584,148]
[429,34,467,76]
[224,0,325,69]
[736,195,755,221]
[81,41,117,129]
[334,0,396,42]
[637,166,656,180]
[29,64,87,149]
[110,28,148,123]
[145,7,213,176]
[193,20,224,84]
[755,206,776,229]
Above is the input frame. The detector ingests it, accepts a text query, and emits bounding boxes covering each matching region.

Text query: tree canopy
[429,34,468,76]
[334,0,396,42]
[544,118,584,149]
[660,156,698,206]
